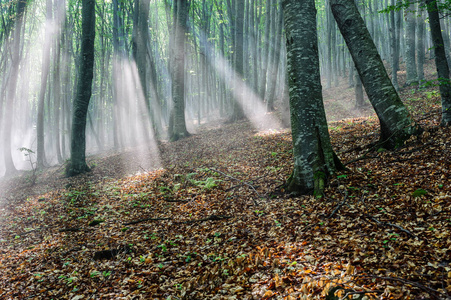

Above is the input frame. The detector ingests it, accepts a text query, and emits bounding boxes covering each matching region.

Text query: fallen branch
[59,227,82,233]
[364,214,417,238]
[355,275,450,299]
[206,167,262,205]
[163,199,189,203]
[123,217,172,226]
[181,214,232,224]
[327,196,348,219]
[344,154,378,165]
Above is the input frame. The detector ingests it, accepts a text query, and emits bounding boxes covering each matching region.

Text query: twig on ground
[355,275,450,299]
[327,196,348,219]
[59,227,82,232]
[163,199,189,203]
[364,214,417,238]
[123,217,172,226]
[206,167,263,205]
[181,214,232,224]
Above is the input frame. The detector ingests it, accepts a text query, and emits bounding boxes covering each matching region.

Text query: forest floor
[0,62,450,299]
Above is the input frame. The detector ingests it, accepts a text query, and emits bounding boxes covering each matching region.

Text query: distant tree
[37,0,53,169]
[3,0,27,176]
[169,0,190,141]
[389,0,401,90]
[283,0,342,195]
[425,0,451,125]
[404,2,418,86]
[330,0,422,149]
[230,0,246,121]
[66,0,96,177]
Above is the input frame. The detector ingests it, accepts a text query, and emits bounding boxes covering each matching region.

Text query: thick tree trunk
[66,0,96,177]
[283,0,342,196]
[426,0,451,125]
[330,0,422,149]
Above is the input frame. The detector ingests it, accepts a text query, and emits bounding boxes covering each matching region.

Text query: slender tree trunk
[230,0,245,121]
[53,0,64,164]
[3,0,27,176]
[169,0,190,141]
[330,0,422,148]
[390,0,400,90]
[426,0,451,125]
[260,0,271,101]
[37,0,53,169]
[417,1,425,82]
[66,0,96,176]
[404,2,418,86]
[265,0,282,112]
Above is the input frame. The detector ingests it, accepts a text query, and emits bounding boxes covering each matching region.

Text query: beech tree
[3,0,27,176]
[169,0,190,141]
[330,0,422,149]
[66,0,96,177]
[425,0,451,126]
[283,0,342,195]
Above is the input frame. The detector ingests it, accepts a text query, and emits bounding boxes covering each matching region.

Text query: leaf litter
[0,87,450,299]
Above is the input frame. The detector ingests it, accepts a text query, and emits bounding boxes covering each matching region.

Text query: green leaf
[412,188,427,197]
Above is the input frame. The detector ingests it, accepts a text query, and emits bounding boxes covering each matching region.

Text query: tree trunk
[230,0,245,121]
[390,0,400,90]
[169,0,190,141]
[266,0,283,112]
[426,0,451,125]
[37,0,53,169]
[3,0,27,176]
[283,0,342,196]
[66,0,96,177]
[330,0,422,149]
[404,2,418,86]
[416,1,425,83]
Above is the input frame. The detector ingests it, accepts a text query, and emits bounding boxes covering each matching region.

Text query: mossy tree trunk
[283,0,342,196]
[330,0,422,149]
[66,0,96,177]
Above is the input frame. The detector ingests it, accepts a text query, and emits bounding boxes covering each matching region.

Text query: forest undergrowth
[0,72,450,299]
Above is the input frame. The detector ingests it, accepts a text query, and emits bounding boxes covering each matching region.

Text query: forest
[0,0,450,299]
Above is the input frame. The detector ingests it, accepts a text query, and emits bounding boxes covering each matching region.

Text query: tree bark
[230,0,245,121]
[37,0,53,169]
[3,0,27,176]
[404,2,418,86]
[169,0,190,141]
[283,0,342,196]
[330,0,422,149]
[426,0,451,125]
[66,0,96,177]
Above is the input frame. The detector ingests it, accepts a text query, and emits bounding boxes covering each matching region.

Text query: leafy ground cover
[0,70,450,299]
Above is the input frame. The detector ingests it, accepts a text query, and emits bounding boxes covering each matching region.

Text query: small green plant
[412,188,427,197]
[102,271,111,278]
[18,147,37,185]
[90,271,100,278]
